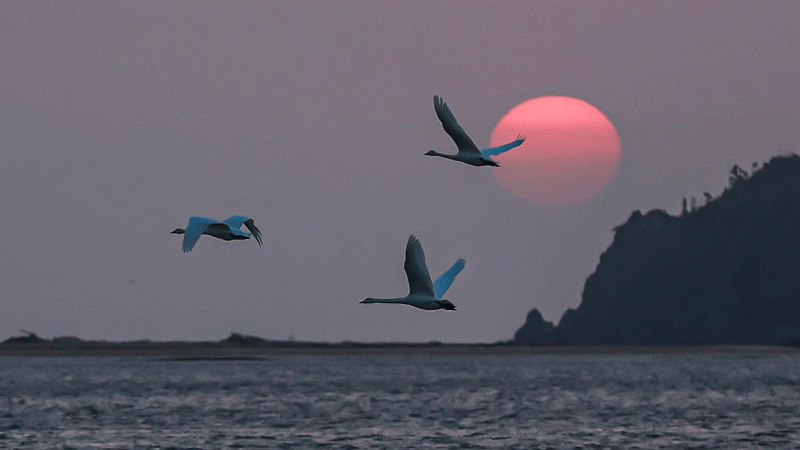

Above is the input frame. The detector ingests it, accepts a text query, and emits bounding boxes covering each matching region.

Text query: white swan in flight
[171,215,263,253]
[426,95,526,167]
[361,235,465,311]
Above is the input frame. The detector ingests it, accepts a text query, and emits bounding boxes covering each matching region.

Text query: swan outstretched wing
[224,215,263,246]
[481,134,526,157]
[243,219,262,246]
[404,235,435,296]
[223,215,249,229]
[433,258,466,298]
[434,95,480,155]
[183,216,216,253]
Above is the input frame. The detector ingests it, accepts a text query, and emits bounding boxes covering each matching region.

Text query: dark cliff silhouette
[515,154,800,345]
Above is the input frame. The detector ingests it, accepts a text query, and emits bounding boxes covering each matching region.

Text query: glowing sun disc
[490,96,622,205]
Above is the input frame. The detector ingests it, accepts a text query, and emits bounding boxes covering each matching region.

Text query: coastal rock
[515,154,800,345]
[2,332,46,344]
[220,332,269,347]
[513,309,555,344]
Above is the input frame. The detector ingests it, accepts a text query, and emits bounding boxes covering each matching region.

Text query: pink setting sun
[490,96,622,205]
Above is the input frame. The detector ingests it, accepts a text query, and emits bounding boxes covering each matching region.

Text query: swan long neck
[362,297,407,304]
[427,150,459,161]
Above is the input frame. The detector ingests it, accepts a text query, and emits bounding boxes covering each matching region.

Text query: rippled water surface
[1,353,799,448]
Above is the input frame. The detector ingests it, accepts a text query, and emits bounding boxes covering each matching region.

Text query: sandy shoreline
[1,342,797,357]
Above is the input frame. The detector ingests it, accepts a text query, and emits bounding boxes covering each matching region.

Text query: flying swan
[426,95,526,167]
[361,235,466,311]
[171,215,263,253]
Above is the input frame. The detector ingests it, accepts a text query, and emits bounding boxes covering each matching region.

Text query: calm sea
[1,353,799,449]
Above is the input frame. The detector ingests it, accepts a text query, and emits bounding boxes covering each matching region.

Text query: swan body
[361,235,465,311]
[361,294,455,311]
[171,215,263,253]
[426,95,526,167]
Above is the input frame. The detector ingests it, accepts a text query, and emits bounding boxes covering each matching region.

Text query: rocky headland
[515,155,800,345]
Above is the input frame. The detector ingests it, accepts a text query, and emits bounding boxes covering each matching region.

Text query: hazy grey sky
[1,1,798,342]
